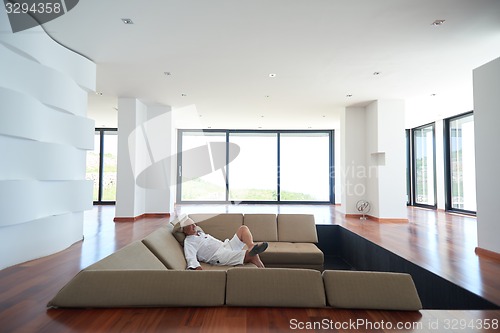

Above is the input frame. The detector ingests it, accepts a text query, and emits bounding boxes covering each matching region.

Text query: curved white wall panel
[0,9,96,269]
[0,137,86,181]
[0,213,84,269]
[0,35,95,92]
[0,180,92,227]
[0,43,87,117]
[0,88,94,149]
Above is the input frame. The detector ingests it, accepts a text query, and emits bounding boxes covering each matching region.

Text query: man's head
[181,217,197,235]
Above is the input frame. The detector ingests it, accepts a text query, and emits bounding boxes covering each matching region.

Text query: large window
[445,113,476,213]
[412,123,436,207]
[177,130,334,203]
[179,131,227,201]
[280,133,331,201]
[228,133,278,201]
[86,128,118,204]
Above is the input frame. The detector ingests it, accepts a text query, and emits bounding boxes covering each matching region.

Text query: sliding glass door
[228,133,278,201]
[279,133,331,201]
[177,130,334,203]
[86,128,118,204]
[179,131,227,201]
[412,124,436,207]
[446,113,476,213]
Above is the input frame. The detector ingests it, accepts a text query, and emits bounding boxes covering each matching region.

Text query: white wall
[473,56,500,254]
[0,11,95,269]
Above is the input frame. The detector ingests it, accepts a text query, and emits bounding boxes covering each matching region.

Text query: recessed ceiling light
[269,73,277,78]
[121,18,134,24]
[431,19,445,26]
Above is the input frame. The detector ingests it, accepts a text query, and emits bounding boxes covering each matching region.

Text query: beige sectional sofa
[47,213,422,310]
[186,213,324,270]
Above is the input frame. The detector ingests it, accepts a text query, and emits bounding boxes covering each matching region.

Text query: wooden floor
[1,204,500,333]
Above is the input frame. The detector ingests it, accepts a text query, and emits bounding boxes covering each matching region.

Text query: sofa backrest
[184,213,318,243]
[243,214,278,242]
[277,214,318,243]
[142,226,187,270]
[189,213,243,241]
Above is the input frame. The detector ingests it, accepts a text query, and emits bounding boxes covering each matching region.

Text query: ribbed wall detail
[0,43,88,116]
[0,12,96,269]
[0,136,87,180]
[0,88,94,149]
[0,180,92,227]
[0,213,84,269]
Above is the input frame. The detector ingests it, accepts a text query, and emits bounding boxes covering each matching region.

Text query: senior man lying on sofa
[179,215,268,270]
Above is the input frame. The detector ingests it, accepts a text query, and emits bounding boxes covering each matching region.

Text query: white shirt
[184,231,224,269]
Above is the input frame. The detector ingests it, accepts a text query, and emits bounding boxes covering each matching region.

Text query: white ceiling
[42,0,500,129]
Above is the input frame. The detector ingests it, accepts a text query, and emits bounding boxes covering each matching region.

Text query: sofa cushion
[323,270,422,311]
[259,242,324,265]
[225,268,326,307]
[47,270,227,308]
[86,241,167,270]
[277,214,318,243]
[189,213,243,241]
[199,262,257,270]
[243,214,278,242]
[142,226,187,270]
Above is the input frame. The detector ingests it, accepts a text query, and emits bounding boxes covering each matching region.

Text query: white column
[473,56,500,255]
[143,105,175,214]
[115,98,148,218]
[339,107,367,214]
[366,100,407,220]
[115,99,174,219]
[0,10,96,269]
[340,101,407,220]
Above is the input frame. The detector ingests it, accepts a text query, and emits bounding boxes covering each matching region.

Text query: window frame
[406,129,412,206]
[411,122,437,209]
[90,128,118,205]
[176,129,334,204]
[443,111,476,215]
